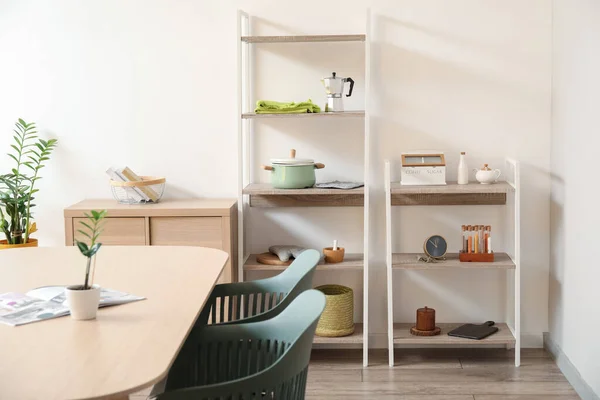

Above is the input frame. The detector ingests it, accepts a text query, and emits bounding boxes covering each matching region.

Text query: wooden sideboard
[64,199,238,284]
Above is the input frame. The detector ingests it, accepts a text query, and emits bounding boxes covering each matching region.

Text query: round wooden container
[410,306,441,336]
[323,247,345,263]
[416,306,435,331]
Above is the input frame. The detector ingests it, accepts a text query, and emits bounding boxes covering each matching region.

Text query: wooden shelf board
[390,182,510,206]
[391,182,511,194]
[392,252,515,270]
[241,34,365,44]
[393,323,515,346]
[314,323,364,345]
[245,253,363,271]
[244,183,364,207]
[242,111,364,119]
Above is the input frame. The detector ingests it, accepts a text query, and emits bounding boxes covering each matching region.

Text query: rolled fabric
[268,245,306,262]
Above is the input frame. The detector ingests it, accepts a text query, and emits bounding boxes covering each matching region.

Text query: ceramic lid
[271,149,314,165]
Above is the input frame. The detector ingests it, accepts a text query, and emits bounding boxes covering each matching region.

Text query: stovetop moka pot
[321,72,354,112]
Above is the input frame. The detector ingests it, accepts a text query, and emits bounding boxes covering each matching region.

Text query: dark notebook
[447,321,499,340]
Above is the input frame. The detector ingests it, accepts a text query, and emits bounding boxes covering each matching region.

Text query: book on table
[120,166,159,202]
[0,286,145,326]
[105,167,147,202]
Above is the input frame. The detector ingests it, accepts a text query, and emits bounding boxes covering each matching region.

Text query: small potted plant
[0,119,58,249]
[65,210,107,320]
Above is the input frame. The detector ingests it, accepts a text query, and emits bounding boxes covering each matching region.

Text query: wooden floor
[306,349,579,400]
[131,348,579,400]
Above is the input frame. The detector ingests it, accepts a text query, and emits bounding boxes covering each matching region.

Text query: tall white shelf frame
[237,10,372,367]
[384,159,521,367]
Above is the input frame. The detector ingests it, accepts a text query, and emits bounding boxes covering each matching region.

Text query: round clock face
[424,235,447,258]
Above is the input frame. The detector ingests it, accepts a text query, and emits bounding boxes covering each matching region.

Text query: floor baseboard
[544,332,599,400]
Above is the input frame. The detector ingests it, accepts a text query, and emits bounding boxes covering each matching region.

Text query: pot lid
[479,163,492,171]
[271,149,314,165]
[323,71,342,80]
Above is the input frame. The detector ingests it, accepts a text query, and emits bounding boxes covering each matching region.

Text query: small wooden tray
[459,252,495,262]
[256,252,292,266]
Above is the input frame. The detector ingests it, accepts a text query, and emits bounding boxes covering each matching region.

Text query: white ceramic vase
[65,284,101,320]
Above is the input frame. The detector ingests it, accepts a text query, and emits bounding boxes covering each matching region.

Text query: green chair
[153,289,326,400]
[196,249,320,326]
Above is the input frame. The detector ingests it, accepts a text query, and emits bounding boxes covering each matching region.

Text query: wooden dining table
[0,246,227,400]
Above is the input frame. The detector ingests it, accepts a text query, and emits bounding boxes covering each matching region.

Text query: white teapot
[473,164,501,184]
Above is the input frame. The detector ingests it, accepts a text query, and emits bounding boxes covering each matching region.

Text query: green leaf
[87,242,102,257]
[79,221,93,231]
[76,241,89,255]
[92,228,104,241]
[77,229,92,239]
[91,210,100,220]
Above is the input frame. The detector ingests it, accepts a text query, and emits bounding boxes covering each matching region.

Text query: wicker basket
[315,284,354,337]
[109,176,166,204]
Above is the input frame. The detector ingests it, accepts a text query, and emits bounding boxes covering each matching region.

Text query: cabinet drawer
[150,217,223,248]
[72,218,146,245]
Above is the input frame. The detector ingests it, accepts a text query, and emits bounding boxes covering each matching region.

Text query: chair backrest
[201,249,320,325]
[259,248,320,316]
[158,290,326,400]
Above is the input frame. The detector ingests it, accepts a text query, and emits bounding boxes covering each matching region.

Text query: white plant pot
[65,284,101,320]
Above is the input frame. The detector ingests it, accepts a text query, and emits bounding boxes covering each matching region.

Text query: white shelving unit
[237,10,372,366]
[384,159,521,367]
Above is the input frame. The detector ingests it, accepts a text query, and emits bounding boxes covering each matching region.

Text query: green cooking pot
[261,149,326,189]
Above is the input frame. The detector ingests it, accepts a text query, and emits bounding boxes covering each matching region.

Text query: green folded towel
[254,99,321,114]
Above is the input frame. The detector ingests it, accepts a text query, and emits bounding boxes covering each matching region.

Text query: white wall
[550,0,600,396]
[0,0,551,345]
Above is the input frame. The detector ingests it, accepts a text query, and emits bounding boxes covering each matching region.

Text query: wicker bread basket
[315,284,355,337]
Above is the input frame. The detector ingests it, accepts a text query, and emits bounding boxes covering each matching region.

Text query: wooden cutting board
[447,321,499,340]
[256,252,292,266]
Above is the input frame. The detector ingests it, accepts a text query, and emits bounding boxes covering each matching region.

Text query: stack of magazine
[106,166,159,202]
[0,286,145,326]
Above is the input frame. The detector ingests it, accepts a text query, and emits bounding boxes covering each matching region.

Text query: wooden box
[459,251,495,263]
[400,152,447,186]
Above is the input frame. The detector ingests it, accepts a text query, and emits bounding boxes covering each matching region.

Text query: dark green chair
[153,289,326,400]
[196,249,320,326]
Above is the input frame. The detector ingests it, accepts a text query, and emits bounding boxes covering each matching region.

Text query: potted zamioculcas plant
[0,119,58,249]
[66,210,107,320]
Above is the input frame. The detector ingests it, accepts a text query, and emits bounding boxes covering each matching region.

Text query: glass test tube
[467,225,473,253]
[479,225,484,254]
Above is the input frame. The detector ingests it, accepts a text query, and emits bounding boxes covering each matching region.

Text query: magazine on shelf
[0,286,145,327]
